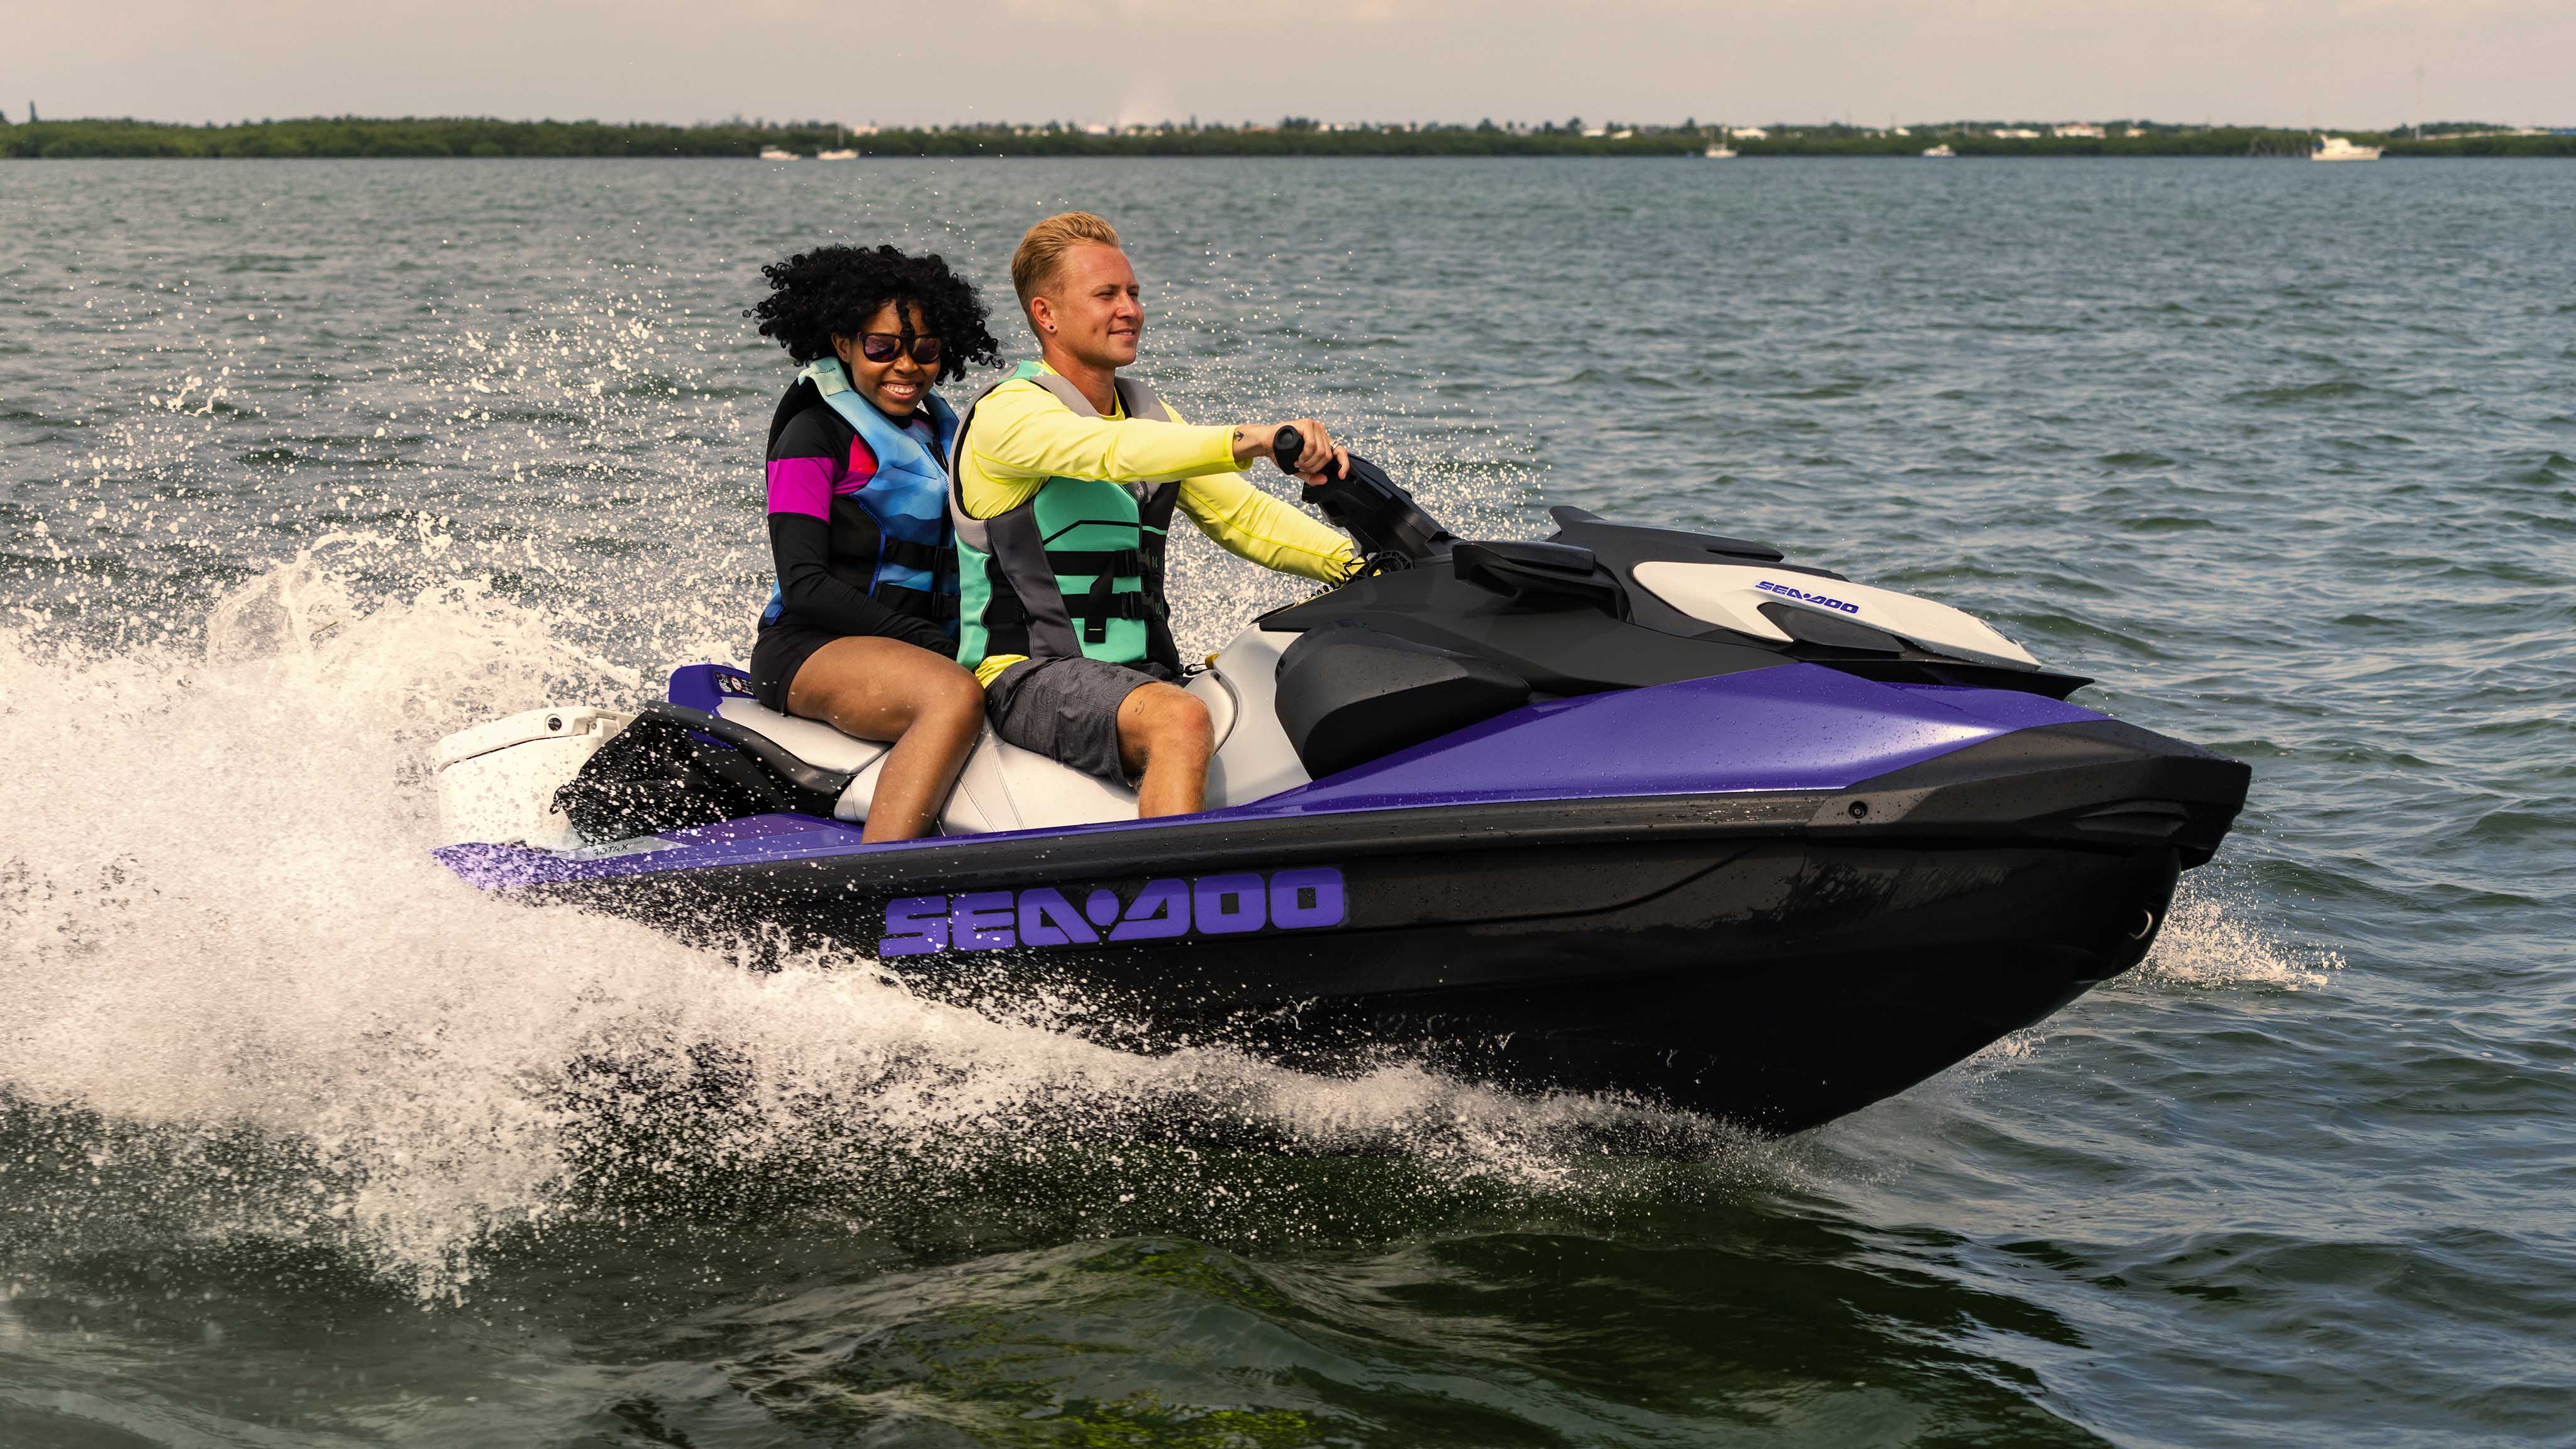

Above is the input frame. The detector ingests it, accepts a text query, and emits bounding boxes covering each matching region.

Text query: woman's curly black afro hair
[747,244,1002,383]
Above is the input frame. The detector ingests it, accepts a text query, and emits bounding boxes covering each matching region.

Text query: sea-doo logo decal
[1754,579,1861,614]
[877,867,1347,957]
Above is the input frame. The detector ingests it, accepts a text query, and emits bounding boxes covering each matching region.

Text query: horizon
[9,112,2565,136]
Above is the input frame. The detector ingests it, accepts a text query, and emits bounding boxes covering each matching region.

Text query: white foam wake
[0,552,1733,1296]
[2139,870,2345,991]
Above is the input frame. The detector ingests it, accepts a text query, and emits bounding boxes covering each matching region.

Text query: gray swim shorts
[983,656,1176,784]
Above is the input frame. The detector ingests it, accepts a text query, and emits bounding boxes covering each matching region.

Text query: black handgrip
[1270,426,1346,482]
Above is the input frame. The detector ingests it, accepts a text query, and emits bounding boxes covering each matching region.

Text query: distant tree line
[2380,132,2576,157]
[0,116,1704,158]
[1738,126,2575,158]
[0,117,816,158]
[2,115,2569,159]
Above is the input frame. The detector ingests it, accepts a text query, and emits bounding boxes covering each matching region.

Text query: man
[948,211,1359,818]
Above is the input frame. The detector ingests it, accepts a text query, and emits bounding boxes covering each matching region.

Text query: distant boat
[758,147,799,161]
[1703,143,1738,158]
[2311,136,2382,162]
[1921,143,1956,158]
[816,149,858,160]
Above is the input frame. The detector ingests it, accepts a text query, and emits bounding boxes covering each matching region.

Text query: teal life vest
[761,358,961,636]
[946,362,1185,673]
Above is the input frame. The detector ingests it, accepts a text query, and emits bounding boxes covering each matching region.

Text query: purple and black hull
[441,665,2248,1134]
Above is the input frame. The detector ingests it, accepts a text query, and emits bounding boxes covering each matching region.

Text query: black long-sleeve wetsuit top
[759,378,954,656]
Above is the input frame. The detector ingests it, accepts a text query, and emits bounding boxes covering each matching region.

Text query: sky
[10,0,2571,130]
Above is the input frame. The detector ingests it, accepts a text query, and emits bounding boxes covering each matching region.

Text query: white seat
[938,665,1244,835]
[941,728,1136,835]
[714,697,892,774]
[708,646,1287,835]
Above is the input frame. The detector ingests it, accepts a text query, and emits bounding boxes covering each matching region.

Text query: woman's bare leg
[785,636,984,843]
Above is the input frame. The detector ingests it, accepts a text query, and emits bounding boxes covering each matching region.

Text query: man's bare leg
[1116,682,1214,818]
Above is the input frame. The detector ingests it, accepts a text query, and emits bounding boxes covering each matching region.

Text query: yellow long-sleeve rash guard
[957,369,1360,686]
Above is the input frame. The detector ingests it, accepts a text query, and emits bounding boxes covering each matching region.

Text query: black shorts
[984,657,1175,784]
[747,621,841,714]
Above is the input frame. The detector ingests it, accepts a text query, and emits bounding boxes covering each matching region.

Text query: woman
[745,245,1001,841]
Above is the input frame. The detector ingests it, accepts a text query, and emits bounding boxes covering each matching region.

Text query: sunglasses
[857,332,943,366]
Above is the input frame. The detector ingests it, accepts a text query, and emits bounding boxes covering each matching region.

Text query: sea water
[2,157,2570,1445]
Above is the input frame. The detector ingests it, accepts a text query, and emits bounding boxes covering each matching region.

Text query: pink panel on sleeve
[765,456,837,519]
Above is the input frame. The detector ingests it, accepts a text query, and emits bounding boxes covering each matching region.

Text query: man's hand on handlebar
[1232,419,1348,484]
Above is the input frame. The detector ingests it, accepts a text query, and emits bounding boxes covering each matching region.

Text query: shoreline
[7,118,2572,160]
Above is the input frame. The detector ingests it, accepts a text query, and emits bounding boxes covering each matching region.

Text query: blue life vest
[763,358,961,636]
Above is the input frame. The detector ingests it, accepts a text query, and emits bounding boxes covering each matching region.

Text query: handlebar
[1269,425,1453,566]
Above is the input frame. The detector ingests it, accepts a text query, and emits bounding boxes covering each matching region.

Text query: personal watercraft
[433,439,2249,1135]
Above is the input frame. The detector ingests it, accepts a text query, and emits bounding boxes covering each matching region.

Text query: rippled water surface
[3,157,2571,1446]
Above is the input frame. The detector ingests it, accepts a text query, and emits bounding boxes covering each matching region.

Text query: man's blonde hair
[1011,212,1121,312]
